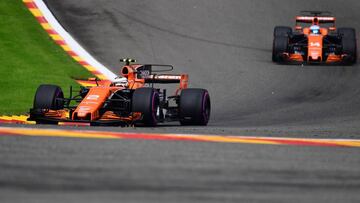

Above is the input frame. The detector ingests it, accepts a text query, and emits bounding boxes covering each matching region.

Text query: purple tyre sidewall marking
[202,91,209,122]
[151,91,159,125]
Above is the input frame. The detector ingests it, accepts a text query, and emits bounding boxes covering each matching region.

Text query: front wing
[28,108,142,126]
[278,52,348,65]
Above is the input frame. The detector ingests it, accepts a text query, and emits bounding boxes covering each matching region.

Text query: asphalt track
[1,0,360,202]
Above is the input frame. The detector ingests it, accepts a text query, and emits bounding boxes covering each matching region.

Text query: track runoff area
[0,126,359,148]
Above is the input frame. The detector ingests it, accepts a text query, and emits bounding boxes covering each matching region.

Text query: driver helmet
[113,77,128,87]
[310,25,320,34]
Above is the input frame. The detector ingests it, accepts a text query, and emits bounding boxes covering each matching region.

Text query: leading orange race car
[272,11,357,65]
[28,59,211,126]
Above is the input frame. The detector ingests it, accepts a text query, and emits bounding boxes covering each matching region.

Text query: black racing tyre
[338,28,357,64]
[33,84,64,110]
[338,28,356,39]
[272,36,289,62]
[179,88,210,126]
[274,26,292,37]
[132,87,160,126]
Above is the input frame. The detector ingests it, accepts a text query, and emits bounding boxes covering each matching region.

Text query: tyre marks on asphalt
[0,127,359,148]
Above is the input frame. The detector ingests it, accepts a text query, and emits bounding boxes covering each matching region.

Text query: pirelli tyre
[273,26,292,37]
[272,36,289,62]
[132,87,160,126]
[179,88,210,126]
[33,84,64,110]
[338,28,357,65]
[33,84,64,124]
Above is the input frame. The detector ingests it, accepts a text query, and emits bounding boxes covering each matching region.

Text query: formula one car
[272,11,357,65]
[28,59,211,126]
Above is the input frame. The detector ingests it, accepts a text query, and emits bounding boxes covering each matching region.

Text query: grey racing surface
[1,0,360,202]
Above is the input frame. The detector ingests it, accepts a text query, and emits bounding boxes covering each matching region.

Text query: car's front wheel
[33,84,64,110]
[33,84,64,124]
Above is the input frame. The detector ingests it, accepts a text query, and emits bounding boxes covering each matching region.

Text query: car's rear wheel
[33,84,64,124]
[179,88,210,126]
[338,28,357,65]
[132,87,160,126]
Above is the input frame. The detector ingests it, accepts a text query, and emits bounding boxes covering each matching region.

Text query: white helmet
[113,77,128,87]
[310,25,320,34]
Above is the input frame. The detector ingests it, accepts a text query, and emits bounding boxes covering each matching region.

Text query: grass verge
[0,0,92,114]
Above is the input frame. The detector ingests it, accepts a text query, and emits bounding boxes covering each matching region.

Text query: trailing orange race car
[272,11,357,65]
[28,59,211,126]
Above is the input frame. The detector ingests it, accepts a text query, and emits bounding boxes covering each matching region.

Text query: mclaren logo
[155,75,182,80]
[86,95,100,100]
[310,42,321,47]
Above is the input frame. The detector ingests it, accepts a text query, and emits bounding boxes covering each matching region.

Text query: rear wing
[296,10,335,24]
[121,63,188,91]
[295,11,336,30]
[144,74,186,84]
[136,64,188,86]
[296,16,336,24]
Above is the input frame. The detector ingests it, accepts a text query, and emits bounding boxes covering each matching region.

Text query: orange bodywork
[286,14,345,64]
[288,28,343,63]
[288,30,342,63]
[120,65,188,90]
[73,86,114,120]
[307,34,323,61]
[69,64,188,122]
[29,62,191,126]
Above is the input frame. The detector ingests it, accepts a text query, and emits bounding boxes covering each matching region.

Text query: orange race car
[28,59,211,126]
[272,11,357,65]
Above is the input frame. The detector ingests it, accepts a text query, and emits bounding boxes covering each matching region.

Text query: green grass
[0,0,92,114]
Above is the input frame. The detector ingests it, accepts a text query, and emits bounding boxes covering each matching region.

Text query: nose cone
[307,35,323,62]
[309,51,321,59]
